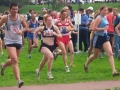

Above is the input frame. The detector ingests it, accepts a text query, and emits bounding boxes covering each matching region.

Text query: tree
[0,0,30,13]
[50,0,64,11]
[0,0,30,7]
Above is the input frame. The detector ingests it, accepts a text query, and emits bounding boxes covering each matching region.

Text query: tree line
[0,0,30,7]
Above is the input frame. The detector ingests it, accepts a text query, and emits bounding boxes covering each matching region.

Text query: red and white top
[57,18,70,36]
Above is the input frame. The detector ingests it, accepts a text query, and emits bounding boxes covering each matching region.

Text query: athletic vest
[29,20,38,33]
[57,18,70,36]
[41,25,55,38]
[95,15,109,36]
[4,14,22,45]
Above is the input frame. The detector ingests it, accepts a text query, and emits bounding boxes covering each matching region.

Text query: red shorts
[57,35,70,45]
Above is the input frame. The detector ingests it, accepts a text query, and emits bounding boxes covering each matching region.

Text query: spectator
[106,7,115,53]
[78,8,89,52]
[87,6,94,47]
[113,8,120,58]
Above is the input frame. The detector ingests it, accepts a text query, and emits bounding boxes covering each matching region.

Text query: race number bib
[43,29,53,36]
[60,27,67,34]
[30,27,37,33]
[104,30,107,37]
[10,25,19,33]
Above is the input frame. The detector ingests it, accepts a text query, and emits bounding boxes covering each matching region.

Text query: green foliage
[0,0,29,8]
[0,5,8,13]
[113,87,120,90]
[49,0,64,11]
[18,3,120,14]
[0,0,31,13]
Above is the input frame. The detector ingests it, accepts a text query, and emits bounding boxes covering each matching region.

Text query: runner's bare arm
[0,15,7,27]
[34,26,44,38]
[26,21,31,32]
[54,21,58,26]
[68,20,75,31]
[34,26,44,46]
[53,25,62,38]
[21,15,27,32]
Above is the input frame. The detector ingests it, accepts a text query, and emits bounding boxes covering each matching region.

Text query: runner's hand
[53,31,56,36]
[27,29,32,32]
[118,33,120,37]
[103,26,109,30]
[66,27,71,32]
[16,30,22,35]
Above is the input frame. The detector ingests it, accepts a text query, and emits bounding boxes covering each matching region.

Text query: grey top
[4,14,22,45]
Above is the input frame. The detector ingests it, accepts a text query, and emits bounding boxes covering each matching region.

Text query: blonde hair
[113,8,118,12]
[62,6,69,11]
[59,9,67,18]
[42,9,47,15]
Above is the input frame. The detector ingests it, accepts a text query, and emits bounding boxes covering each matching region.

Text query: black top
[38,15,43,21]
[42,25,55,38]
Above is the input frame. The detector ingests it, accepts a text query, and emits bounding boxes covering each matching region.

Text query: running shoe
[99,53,103,59]
[28,55,31,58]
[65,66,70,72]
[1,64,4,76]
[47,72,54,80]
[84,63,88,73]
[112,71,120,76]
[36,69,40,80]
[18,80,24,88]
[53,51,58,60]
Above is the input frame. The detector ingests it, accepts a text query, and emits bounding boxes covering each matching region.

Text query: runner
[0,3,27,88]
[34,14,62,79]
[27,13,39,58]
[84,6,119,76]
[0,14,4,54]
[55,9,75,72]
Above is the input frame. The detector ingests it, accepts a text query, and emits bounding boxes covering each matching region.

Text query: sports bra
[41,25,55,38]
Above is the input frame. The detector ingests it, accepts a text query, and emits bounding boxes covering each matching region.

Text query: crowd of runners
[0,2,120,88]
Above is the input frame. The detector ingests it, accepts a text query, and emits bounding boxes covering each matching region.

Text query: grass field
[0,39,120,87]
[0,2,120,88]
[19,3,120,14]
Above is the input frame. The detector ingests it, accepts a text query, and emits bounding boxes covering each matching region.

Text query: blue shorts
[27,33,38,40]
[93,35,109,49]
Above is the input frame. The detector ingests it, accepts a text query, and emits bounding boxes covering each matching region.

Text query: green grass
[19,3,120,14]
[0,39,120,87]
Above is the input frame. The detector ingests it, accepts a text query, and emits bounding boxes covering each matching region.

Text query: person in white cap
[88,6,94,16]
[87,6,94,48]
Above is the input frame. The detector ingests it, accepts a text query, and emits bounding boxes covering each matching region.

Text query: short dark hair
[48,10,52,14]
[29,9,34,13]
[99,6,107,12]
[67,4,72,10]
[108,7,112,12]
[9,3,18,9]
[78,8,84,12]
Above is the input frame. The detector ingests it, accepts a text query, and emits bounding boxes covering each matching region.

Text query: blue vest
[95,15,108,36]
